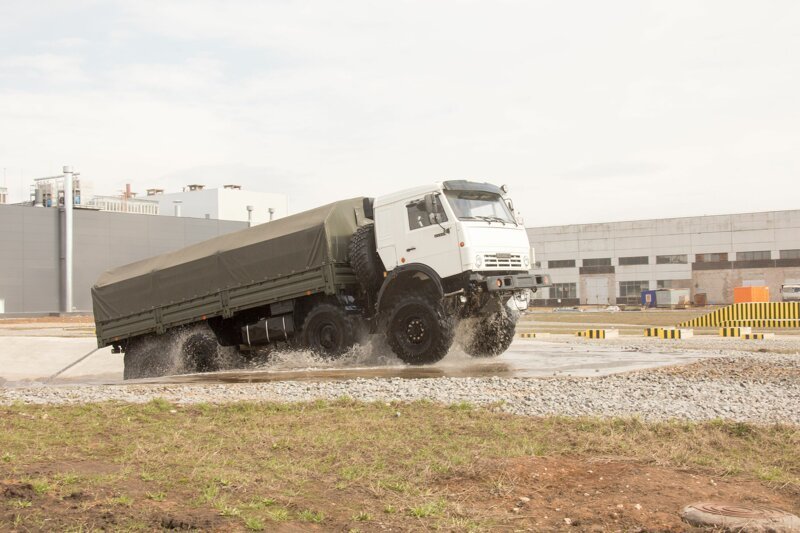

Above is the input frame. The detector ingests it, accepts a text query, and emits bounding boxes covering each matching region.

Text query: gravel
[2,352,799,424]
[548,334,800,355]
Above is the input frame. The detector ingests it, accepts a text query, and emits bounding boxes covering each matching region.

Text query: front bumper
[470,271,551,292]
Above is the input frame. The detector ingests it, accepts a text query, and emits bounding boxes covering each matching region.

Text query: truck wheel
[123,335,172,380]
[349,224,384,292]
[386,295,455,364]
[301,303,357,357]
[461,308,518,358]
[181,330,220,373]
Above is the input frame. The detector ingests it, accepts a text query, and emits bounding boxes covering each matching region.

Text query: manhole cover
[681,502,800,532]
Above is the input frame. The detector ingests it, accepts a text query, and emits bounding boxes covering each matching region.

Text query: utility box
[734,286,769,303]
[655,288,691,309]
[640,290,657,308]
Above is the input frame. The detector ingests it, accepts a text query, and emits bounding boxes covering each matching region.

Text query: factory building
[527,209,800,306]
[0,204,247,314]
[148,184,288,225]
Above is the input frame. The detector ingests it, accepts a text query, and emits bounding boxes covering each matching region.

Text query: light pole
[62,166,74,313]
[246,205,254,227]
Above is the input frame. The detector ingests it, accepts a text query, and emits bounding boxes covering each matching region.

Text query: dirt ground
[2,454,797,531]
[0,315,94,325]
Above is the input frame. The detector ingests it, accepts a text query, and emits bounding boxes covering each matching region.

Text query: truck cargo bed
[92,198,366,347]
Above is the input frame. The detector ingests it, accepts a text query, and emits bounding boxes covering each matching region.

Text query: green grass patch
[0,401,797,531]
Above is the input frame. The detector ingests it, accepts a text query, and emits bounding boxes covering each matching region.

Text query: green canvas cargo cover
[92,197,366,324]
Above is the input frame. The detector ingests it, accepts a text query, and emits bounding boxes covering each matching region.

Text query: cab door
[400,195,462,278]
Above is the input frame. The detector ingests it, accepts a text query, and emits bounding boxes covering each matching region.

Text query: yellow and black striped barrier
[679,302,800,328]
[719,327,752,337]
[659,328,693,339]
[644,327,663,337]
[577,329,619,339]
[742,333,775,340]
[719,319,800,328]
[518,332,550,339]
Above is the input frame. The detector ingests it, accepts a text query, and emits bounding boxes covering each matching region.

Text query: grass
[523,309,708,326]
[0,399,798,530]
[298,509,325,523]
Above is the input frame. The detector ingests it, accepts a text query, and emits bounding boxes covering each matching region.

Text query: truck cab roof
[374,180,503,208]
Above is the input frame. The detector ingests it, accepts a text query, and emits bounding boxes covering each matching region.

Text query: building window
[695,252,728,263]
[656,254,688,264]
[780,249,800,259]
[619,280,650,297]
[618,256,649,266]
[582,258,611,267]
[548,259,576,269]
[551,283,577,299]
[736,251,771,261]
[657,279,691,289]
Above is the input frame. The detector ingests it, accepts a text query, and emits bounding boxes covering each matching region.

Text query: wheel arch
[376,264,444,313]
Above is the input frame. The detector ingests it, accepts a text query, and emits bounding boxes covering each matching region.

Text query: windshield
[443,190,516,225]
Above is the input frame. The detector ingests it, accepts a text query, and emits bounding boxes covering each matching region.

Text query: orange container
[734,286,769,303]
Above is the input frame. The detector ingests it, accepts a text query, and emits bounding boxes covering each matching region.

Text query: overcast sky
[1,1,798,225]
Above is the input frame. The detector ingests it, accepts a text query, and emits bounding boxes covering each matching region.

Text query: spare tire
[349,223,385,292]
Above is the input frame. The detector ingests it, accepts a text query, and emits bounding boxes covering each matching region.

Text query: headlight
[475,254,483,268]
[523,255,530,267]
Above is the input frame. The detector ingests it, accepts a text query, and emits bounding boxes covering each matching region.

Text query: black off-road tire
[386,295,455,365]
[349,224,384,292]
[181,330,220,373]
[462,307,518,358]
[123,335,172,380]
[301,303,358,357]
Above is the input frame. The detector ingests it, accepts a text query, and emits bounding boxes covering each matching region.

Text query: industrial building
[0,169,289,314]
[23,172,288,225]
[527,209,800,306]
[148,184,288,225]
[0,203,247,314]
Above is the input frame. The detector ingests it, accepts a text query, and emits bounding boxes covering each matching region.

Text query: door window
[406,199,447,230]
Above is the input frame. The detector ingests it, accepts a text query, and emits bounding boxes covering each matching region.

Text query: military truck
[92,180,550,379]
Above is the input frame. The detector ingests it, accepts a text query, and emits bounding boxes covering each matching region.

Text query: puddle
[2,336,719,388]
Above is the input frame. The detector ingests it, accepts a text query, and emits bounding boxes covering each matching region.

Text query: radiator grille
[483,253,523,268]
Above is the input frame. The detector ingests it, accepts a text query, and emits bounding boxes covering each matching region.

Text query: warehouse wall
[528,209,800,305]
[0,205,247,313]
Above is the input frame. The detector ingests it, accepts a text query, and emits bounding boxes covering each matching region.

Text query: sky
[0,0,798,225]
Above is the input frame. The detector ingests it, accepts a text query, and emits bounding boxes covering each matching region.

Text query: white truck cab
[373,180,540,287]
[348,179,550,364]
